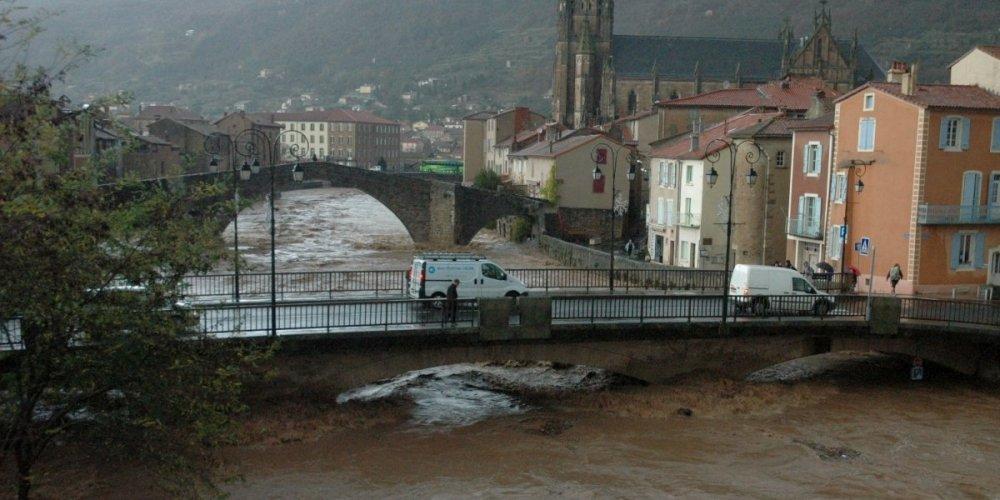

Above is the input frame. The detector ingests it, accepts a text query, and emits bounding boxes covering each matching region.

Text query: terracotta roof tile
[856,82,1000,110]
[272,109,398,125]
[658,77,838,110]
[650,111,781,160]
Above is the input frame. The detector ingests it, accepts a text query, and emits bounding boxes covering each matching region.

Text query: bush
[539,166,559,204]
[510,216,532,243]
[474,169,501,191]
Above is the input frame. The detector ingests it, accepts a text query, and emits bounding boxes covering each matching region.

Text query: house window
[943,117,960,149]
[667,162,677,188]
[310,123,315,131]
[863,93,875,111]
[680,240,689,259]
[832,173,847,203]
[656,197,665,224]
[658,161,668,187]
[775,151,785,168]
[956,233,974,267]
[685,164,693,184]
[803,142,822,175]
[858,118,876,152]
[319,123,324,131]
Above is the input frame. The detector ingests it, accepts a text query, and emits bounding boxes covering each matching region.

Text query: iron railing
[786,216,823,239]
[678,212,701,228]
[180,268,732,299]
[917,204,1000,225]
[552,294,869,324]
[900,297,1000,327]
[195,298,478,335]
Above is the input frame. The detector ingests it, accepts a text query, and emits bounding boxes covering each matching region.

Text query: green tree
[473,169,501,191]
[0,7,266,498]
[539,166,560,204]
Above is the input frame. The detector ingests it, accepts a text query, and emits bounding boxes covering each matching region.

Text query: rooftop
[657,77,837,110]
[136,105,204,122]
[510,131,617,158]
[649,110,782,160]
[842,82,1000,110]
[270,109,398,125]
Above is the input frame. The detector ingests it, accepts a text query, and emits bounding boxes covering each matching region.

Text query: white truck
[407,253,528,300]
[730,264,835,316]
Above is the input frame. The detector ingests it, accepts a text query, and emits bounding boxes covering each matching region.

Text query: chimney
[886,61,908,83]
[689,119,702,152]
[900,63,918,96]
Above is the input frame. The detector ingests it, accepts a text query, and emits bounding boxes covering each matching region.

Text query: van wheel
[429,292,445,309]
[505,291,520,298]
[751,298,769,316]
[814,300,830,317]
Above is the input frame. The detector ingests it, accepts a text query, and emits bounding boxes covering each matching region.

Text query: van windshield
[792,277,814,293]
[481,263,506,280]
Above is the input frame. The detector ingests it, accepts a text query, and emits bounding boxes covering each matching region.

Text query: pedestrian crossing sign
[858,237,871,256]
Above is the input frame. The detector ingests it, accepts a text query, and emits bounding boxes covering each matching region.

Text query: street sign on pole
[859,237,871,256]
[840,225,848,239]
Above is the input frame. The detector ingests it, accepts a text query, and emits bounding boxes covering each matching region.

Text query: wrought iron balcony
[787,216,823,239]
[678,212,701,228]
[917,204,1000,225]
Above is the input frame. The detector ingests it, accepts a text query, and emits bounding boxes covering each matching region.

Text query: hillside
[20,0,1000,119]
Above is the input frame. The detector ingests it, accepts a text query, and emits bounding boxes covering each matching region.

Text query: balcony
[678,212,701,228]
[917,205,1000,225]
[787,216,823,239]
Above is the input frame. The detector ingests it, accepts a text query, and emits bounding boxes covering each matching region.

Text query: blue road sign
[858,237,871,256]
[840,225,847,239]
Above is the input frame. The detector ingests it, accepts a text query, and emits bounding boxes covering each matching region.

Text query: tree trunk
[15,443,32,500]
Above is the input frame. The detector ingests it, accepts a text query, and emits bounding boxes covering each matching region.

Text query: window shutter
[657,197,665,224]
[950,234,961,270]
[802,145,809,173]
[798,196,805,220]
[993,118,1000,151]
[815,144,823,173]
[974,233,986,269]
[960,117,971,150]
[939,119,949,149]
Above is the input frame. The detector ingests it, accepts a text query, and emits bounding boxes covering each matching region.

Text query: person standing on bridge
[887,264,904,295]
[445,279,460,325]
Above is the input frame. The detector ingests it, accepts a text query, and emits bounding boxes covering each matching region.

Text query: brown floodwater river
[222,355,1000,498]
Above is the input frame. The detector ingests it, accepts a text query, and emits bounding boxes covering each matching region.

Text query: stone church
[551,0,884,128]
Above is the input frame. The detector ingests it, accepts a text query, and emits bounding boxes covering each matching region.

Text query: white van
[729,264,835,316]
[407,253,528,300]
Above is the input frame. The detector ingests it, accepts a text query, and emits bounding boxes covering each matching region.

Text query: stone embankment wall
[538,234,674,271]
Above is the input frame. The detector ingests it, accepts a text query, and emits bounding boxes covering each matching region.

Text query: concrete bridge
[210,295,1000,389]
[156,162,546,246]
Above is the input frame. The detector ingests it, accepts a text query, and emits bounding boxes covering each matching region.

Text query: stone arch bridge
[155,162,547,246]
[270,321,1000,390]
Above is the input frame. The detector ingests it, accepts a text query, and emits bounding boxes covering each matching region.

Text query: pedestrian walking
[887,263,903,295]
[445,279,460,325]
[624,239,635,257]
[784,260,796,271]
[847,264,861,292]
[803,261,814,279]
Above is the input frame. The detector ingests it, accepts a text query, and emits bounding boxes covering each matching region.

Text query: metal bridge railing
[194,298,478,335]
[900,297,1000,327]
[552,294,869,324]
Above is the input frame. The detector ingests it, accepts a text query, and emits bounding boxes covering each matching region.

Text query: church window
[863,93,875,111]
[858,118,876,152]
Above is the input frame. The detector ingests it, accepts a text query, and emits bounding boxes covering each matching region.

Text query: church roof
[612,34,883,83]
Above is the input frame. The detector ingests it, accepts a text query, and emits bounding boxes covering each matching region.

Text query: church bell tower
[552,0,614,128]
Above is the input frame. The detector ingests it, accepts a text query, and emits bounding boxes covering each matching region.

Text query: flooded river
[225,187,560,272]
[223,355,1000,498]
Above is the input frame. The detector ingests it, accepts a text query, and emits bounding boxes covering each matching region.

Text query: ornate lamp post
[204,133,252,302]
[704,138,766,329]
[232,128,310,338]
[836,159,873,279]
[590,142,640,293]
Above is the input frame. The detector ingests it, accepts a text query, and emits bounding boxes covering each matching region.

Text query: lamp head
[592,165,604,181]
[746,167,759,186]
[705,166,719,188]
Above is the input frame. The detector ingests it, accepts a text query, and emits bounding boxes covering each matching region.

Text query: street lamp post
[703,138,766,330]
[837,159,873,282]
[230,128,311,338]
[204,133,250,302]
[590,142,639,293]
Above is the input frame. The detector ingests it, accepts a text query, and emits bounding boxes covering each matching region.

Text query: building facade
[785,114,835,269]
[949,45,1000,95]
[830,64,1000,296]
[552,0,882,128]
[270,110,400,168]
